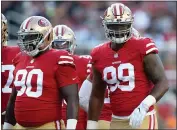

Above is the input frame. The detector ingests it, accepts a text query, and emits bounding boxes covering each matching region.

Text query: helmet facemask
[17,28,52,57]
[102,3,134,44]
[52,38,76,54]
[53,25,77,54]
[103,21,133,44]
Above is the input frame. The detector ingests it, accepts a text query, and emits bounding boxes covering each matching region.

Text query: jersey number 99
[103,63,135,92]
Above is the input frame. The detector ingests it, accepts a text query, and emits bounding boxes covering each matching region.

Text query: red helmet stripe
[61,26,64,36]
[119,5,123,16]
[104,9,108,17]
[25,18,32,29]
[113,5,117,18]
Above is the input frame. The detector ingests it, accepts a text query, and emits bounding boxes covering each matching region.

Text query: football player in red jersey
[87,3,169,129]
[79,27,141,129]
[1,13,20,126]
[4,16,79,129]
[52,25,91,130]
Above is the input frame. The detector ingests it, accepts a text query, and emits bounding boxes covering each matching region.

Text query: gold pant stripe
[149,114,156,130]
[15,120,61,129]
[110,113,158,129]
[54,120,60,130]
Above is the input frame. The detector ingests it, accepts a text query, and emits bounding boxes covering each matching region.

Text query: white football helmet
[17,16,53,57]
[102,3,134,44]
[53,25,76,54]
[1,13,8,46]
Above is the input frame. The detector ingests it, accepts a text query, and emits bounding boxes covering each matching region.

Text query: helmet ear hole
[47,33,50,41]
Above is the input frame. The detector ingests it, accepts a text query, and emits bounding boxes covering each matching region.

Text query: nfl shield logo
[114,53,118,58]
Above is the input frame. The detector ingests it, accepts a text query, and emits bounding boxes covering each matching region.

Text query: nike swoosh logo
[72,77,77,80]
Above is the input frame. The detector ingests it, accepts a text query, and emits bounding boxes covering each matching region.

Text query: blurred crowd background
[2,1,176,129]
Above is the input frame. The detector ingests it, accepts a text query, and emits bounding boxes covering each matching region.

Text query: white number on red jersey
[103,63,135,92]
[14,69,43,98]
[2,65,15,93]
[79,55,91,59]
[104,87,110,104]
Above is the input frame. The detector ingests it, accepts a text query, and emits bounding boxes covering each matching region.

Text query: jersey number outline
[2,65,15,93]
[103,63,135,92]
[14,69,43,98]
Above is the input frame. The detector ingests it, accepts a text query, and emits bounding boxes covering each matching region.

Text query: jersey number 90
[14,69,43,98]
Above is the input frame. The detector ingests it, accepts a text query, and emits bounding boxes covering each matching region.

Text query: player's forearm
[67,96,79,119]
[5,88,17,125]
[66,96,79,129]
[88,93,104,121]
[150,76,169,102]
[140,77,169,110]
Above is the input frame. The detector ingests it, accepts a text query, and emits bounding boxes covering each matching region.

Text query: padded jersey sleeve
[89,47,100,81]
[139,38,159,57]
[55,51,79,88]
[79,55,92,75]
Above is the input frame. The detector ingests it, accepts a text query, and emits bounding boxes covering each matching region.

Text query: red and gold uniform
[13,49,78,129]
[91,37,158,129]
[1,46,20,124]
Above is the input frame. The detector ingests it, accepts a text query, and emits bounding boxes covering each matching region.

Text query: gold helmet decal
[17,16,53,57]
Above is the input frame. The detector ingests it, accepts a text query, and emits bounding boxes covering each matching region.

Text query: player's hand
[2,111,6,115]
[129,103,149,128]
[60,119,66,130]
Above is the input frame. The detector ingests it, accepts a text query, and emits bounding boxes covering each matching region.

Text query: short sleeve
[55,51,79,87]
[90,48,99,81]
[90,48,98,65]
[86,56,92,75]
[140,38,159,57]
[56,65,79,87]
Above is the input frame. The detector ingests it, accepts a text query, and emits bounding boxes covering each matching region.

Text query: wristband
[142,95,156,108]
[66,119,77,129]
[86,120,98,129]
[3,122,14,129]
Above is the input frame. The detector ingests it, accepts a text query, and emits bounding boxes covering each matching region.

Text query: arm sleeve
[140,38,159,57]
[89,48,98,81]
[56,65,79,88]
[86,56,92,75]
[79,79,92,112]
[56,52,79,88]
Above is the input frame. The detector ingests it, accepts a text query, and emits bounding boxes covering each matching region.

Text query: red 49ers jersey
[62,54,91,130]
[13,49,78,127]
[73,55,91,88]
[91,37,158,117]
[1,46,20,124]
